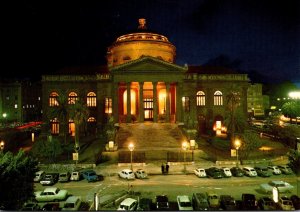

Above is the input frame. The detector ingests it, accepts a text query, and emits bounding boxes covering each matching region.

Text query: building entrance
[144,98,153,121]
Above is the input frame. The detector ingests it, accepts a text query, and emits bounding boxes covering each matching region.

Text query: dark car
[258,197,276,210]
[40,173,59,186]
[254,166,271,177]
[192,193,209,211]
[278,165,293,175]
[155,195,169,210]
[41,202,60,211]
[290,195,300,210]
[220,195,236,211]
[205,167,223,179]
[82,170,99,182]
[21,203,40,211]
[137,198,153,211]
[230,167,244,177]
[241,193,257,210]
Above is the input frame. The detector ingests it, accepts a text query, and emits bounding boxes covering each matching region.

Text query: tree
[47,94,70,144]
[0,150,38,210]
[69,99,89,152]
[31,136,63,163]
[239,130,263,160]
[287,150,300,175]
[281,101,300,124]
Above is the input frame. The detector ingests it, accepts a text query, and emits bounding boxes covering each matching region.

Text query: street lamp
[182,141,188,174]
[128,143,134,171]
[234,139,241,167]
[0,140,5,153]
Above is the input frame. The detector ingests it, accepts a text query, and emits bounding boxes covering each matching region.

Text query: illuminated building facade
[42,19,250,135]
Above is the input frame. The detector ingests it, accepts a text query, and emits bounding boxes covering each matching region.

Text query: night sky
[2,0,300,85]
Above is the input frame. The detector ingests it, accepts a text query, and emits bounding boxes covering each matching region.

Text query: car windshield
[64,203,75,208]
[180,202,191,207]
[120,205,129,210]
[283,201,292,205]
[60,174,66,177]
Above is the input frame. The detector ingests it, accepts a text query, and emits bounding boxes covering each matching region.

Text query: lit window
[14,104,18,109]
[196,91,205,106]
[87,92,97,107]
[105,97,112,114]
[214,91,223,106]
[49,92,59,106]
[182,96,190,112]
[87,117,96,122]
[68,92,78,104]
[50,118,59,135]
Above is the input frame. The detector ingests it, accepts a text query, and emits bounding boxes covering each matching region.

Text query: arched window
[87,92,96,107]
[68,92,78,104]
[87,117,96,122]
[50,118,59,134]
[196,91,205,106]
[214,91,223,106]
[49,92,59,107]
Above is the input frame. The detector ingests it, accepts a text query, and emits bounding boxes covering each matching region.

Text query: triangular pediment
[110,56,187,73]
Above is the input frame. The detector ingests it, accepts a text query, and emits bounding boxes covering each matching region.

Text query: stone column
[139,82,144,122]
[166,82,171,122]
[176,82,183,122]
[126,82,131,123]
[153,82,158,122]
[113,82,119,123]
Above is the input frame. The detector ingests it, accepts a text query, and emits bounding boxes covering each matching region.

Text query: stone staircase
[115,123,187,160]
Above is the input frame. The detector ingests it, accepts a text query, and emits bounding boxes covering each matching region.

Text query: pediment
[110,56,187,73]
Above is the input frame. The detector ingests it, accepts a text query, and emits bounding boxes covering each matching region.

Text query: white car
[194,168,207,178]
[278,196,295,211]
[221,167,232,177]
[35,187,68,202]
[34,171,45,182]
[62,196,82,211]
[177,195,193,211]
[70,171,81,181]
[260,180,294,194]
[243,167,257,177]
[118,169,135,180]
[207,192,220,209]
[135,169,147,179]
[118,198,138,210]
[267,165,281,175]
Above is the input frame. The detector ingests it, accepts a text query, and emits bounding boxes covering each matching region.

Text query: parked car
[241,193,257,210]
[254,166,271,177]
[206,192,220,209]
[267,165,282,175]
[177,195,193,211]
[192,193,209,211]
[135,169,147,179]
[137,198,152,211]
[260,180,294,194]
[118,198,138,211]
[220,167,232,177]
[278,196,295,211]
[41,202,60,211]
[118,169,135,180]
[40,173,59,186]
[278,165,293,175]
[290,195,300,210]
[205,167,223,179]
[34,170,45,182]
[35,187,68,202]
[21,203,40,211]
[82,170,99,182]
[257,197,277,210]
[220,195,236,211]
[62,196,82,211]
[155,195,169,210]
[243,167,257,177]
[59,172,71,183]
[70,171,82,181]
[230,167,244,177]
[194,168,207,178]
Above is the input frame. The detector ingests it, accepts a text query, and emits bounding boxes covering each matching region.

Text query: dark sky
[3,0,300,85]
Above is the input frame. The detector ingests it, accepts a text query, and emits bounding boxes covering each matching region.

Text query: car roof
[121,198,137,205]
[122,169,133,172]
[43,187,58,192]
[65,196,80,203]
[156,195,168,201]
[177,195,190,202]
[36,170,45,174]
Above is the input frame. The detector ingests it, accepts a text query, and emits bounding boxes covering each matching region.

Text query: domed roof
[114,18,172,44]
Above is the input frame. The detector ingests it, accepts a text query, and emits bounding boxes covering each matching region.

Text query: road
[34,173,299,210]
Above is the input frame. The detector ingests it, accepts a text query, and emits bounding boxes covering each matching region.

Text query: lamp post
[182,141,188,174]
[0,140,5,153]
[234,139,241,167]
[128,143,134,171]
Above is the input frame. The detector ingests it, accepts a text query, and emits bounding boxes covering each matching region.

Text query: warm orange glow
[128,143,134,151]
[259,146,273,151]
[123,89,136,115]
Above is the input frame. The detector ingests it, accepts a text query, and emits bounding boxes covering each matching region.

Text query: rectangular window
[197,95,205,106]
[182,96,190,112]
[51,122,59,135]
[105,97,112,114]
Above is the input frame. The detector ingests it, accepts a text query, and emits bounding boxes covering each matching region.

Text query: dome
[107,18,176,67]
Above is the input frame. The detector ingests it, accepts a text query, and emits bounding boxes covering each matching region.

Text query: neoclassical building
[42,19,250,135]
